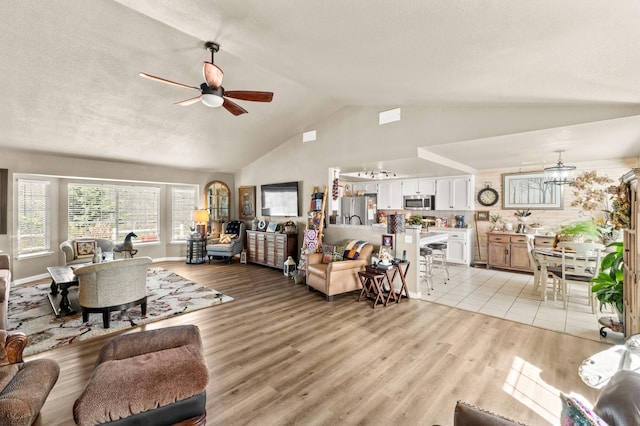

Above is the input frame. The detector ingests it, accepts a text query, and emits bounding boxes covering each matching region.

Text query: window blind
[17,179,51,255]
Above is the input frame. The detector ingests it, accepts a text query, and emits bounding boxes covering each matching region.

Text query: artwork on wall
[0,169,6,235]
[476,211,489,221]
[239,186,256,220]
[502,172,563,210]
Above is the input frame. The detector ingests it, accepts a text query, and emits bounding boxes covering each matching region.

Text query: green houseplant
[590,241,624,321]
[556,220,601,243]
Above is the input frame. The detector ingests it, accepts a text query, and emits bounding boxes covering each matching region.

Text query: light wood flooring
[28,261,612,425]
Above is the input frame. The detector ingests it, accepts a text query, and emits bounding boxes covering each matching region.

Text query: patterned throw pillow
[560,393,608,426]
[74,240,97,258]
[219,233,236,244]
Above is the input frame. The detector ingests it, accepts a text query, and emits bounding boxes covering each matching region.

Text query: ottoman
[73,325,209,426]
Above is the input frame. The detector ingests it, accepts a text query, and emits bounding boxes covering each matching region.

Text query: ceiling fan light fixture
[201,94,224,108]
[544,150,576,185]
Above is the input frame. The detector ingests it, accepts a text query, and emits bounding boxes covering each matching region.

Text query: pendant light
[544,150,576,185]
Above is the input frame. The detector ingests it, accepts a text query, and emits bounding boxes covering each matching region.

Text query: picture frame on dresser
[381,234,394,249]
[502,172,563,210]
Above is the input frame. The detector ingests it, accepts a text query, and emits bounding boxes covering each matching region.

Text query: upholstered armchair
[0,330,60,426]
[306,240,374,301]
[206,220,246,263]
[0,254,10,329]
[60,238,115,265]
[74,257,152,328]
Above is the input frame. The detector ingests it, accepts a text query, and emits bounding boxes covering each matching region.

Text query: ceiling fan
[139,41,273,116]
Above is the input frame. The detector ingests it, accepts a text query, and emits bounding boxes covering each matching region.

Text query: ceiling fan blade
[223,98,248,116]
[203,62,224,88]
[138,72,199,91]
[175,96,202,106]
[224,91,274,102]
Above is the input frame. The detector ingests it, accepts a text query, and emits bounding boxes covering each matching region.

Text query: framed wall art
[239,186,256,220]
[476,211,489,221]
[502,172,563,210]
[381,234,394,250]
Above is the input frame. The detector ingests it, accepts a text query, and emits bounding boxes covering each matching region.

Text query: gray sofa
[60,239,115,265]
[0,255,10,330]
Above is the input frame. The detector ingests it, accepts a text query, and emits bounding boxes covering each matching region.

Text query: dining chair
[548,241,604,311]
[526,235,551,300]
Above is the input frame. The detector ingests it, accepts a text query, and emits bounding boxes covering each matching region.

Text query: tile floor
[418,263,625,345]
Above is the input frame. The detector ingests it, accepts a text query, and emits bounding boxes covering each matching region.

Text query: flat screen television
[261,181,300,217]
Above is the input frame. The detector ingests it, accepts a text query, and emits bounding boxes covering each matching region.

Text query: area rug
[7,267,233,356]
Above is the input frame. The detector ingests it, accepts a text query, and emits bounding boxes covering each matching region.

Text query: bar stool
[427,242,449,284]
[419,247,434,295]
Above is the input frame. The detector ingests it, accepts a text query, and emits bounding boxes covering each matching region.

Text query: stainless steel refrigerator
[340,194,377,225]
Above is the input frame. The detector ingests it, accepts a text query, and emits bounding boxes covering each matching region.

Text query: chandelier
[544,150,576,185]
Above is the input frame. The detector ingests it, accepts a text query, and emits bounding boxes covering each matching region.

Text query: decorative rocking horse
[113,232,138,258]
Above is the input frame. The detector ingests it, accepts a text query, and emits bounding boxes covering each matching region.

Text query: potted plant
[407,216,424,228]
[555,220,601,244]
[590,242,624,323]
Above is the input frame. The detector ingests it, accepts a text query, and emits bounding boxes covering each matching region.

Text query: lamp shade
[193,209,210,224]
[201,94,224,108]
[388,214,405,234]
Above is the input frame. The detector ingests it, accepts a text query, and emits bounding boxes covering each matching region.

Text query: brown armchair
[306,241,374,301]
[0,330,60,426]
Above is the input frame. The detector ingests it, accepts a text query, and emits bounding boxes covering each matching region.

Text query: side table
[186,237,207,264]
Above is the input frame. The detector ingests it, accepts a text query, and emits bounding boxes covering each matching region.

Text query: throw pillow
[343,240,368,260]
[219,233,236,244]
[322,245,335,264]
[74,240,97,258]
[560,393,608,426]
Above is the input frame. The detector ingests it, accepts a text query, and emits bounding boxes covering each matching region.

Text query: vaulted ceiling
[2,1,640,173]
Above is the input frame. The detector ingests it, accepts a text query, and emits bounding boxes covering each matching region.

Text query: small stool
[419,247,434,295]
[358,270,387,308]
[428,242,449,284]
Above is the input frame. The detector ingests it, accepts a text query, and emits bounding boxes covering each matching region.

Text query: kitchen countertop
[419,232,449,246]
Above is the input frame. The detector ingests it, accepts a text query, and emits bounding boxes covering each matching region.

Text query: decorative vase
[251,217,259,231]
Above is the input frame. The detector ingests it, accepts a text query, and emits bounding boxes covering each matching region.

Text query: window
[17,179,51,255]
[172,187,197,241]
[68,184,160,242]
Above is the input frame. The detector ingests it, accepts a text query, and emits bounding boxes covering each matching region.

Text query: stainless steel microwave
[403,195,435,210]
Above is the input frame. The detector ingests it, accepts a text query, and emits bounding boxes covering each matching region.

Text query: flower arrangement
[489,214,502,230]
[605,180,631,230]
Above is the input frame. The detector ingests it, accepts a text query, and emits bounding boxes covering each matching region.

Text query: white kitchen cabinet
[377,180,403,209]
[402,178,436,196]
[430,228,474,265]
[352,182,378,195]
[435,175,475,210]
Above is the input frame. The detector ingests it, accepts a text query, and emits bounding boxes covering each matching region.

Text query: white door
[378,182,392,209]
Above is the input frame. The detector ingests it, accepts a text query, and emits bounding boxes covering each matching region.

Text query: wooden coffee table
[47,266,80,317]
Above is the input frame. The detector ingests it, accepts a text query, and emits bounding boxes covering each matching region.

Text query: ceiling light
[544,150,576,185]
[201,94,224,108]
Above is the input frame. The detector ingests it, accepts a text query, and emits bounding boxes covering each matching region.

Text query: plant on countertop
[591,242,624,320]
[514,209,531,218]
[407,216,425,227]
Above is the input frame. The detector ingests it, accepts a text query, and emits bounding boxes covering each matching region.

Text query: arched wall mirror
[204,180,230,224]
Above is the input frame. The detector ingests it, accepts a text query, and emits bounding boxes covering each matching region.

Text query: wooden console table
[246,230,297,270]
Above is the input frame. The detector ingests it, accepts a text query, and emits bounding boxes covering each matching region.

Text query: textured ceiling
[2,1,640,173]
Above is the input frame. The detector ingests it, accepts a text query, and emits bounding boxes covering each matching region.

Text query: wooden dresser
[623,168,640,337]
[487,232,555,272]
[246,230,298,270]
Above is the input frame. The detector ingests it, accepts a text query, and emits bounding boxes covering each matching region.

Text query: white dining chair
[548,241,604,311]
[526,235,554,301]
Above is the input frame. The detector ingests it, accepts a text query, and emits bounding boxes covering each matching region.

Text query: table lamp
[193,209,210,238]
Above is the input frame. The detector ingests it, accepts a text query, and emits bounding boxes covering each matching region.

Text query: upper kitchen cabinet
[377,180,403,210]
[435,176,475,210]
[401,178,436,196]
[352,182,378,195]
